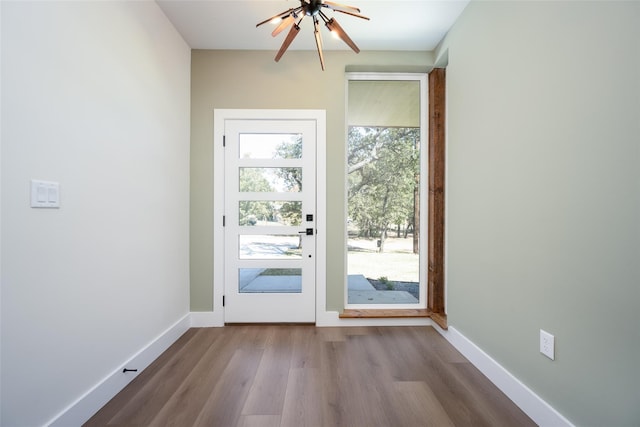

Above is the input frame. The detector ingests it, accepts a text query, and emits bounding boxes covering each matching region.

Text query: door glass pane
[239,133,302,159]
[240,168,302,192]
[239,201,302,226]
[239,268,302,293]
[239,235,303,259]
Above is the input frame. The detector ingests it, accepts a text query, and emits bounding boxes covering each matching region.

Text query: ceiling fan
[257,0,369,70]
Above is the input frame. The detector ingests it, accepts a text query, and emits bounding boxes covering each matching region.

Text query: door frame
[213,109,327,324]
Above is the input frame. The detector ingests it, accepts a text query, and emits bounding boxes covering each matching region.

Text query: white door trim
[213,109,326,324]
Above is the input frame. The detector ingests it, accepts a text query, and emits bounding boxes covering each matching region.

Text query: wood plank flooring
[84,326,535,427]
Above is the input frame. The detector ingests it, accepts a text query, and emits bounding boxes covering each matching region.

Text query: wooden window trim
[340,69,447,329]
[427,68,446,326]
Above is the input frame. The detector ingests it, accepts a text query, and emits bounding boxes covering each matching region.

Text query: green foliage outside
[274,138,303,226]
[238,136,303,226]
[348,127,420,252]
[259,268,301,276]
[239,168,274,225]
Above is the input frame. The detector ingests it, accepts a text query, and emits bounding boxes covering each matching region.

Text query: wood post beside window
[428,68,446,327]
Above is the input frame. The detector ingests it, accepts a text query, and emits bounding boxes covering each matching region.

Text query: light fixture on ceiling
[257,0,369,71]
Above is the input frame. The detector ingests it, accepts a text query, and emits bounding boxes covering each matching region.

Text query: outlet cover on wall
[540,329,555,360]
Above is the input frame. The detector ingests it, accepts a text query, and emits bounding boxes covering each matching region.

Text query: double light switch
[31,180,60,208]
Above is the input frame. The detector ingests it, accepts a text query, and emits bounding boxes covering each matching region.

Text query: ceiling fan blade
[275,24,301,62]
[256,8,294,27]
[326,17,360,53]
[314,18,325,71]
[323,1,361,13]
[272,15,294,36]
[331,8,370,21]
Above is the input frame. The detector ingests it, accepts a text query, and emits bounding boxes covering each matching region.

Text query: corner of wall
[434,48,449,69]
[190,311,224,328]
[47,315,191,427]
[433,325,574,427]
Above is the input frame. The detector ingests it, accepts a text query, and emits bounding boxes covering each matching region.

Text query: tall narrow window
[346,73,427,308]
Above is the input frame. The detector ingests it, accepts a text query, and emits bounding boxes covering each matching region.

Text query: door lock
[298,228,314,236]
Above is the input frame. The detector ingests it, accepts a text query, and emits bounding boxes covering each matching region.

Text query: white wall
[438,1,640,425]
[0,1,3,423]
[0,2,191,425]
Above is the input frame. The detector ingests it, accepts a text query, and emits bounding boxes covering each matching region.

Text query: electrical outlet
[540,329,555,360]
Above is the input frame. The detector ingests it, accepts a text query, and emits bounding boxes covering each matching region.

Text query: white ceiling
[156,0,469,51]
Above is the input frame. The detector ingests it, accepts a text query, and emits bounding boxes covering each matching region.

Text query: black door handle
[298,228,314,236]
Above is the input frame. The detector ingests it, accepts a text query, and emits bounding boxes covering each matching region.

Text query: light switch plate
[31,180,60,208]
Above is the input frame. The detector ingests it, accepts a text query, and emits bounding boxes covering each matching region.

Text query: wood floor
[85,326,535,427]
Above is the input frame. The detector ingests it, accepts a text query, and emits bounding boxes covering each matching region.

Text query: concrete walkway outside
[239,271,418,304]
[347,274,418,304]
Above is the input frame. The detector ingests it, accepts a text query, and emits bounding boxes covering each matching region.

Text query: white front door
[223,118,316,323]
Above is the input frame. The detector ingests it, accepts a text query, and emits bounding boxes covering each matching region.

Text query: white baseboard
[190,310,224,327]
[188,308,433,327]
[47,313,191,427]
[434,325,574,427]
[316,310,433,327]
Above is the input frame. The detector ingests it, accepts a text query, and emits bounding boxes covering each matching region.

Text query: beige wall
[190,50,433,311]
[437,1,640,425]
